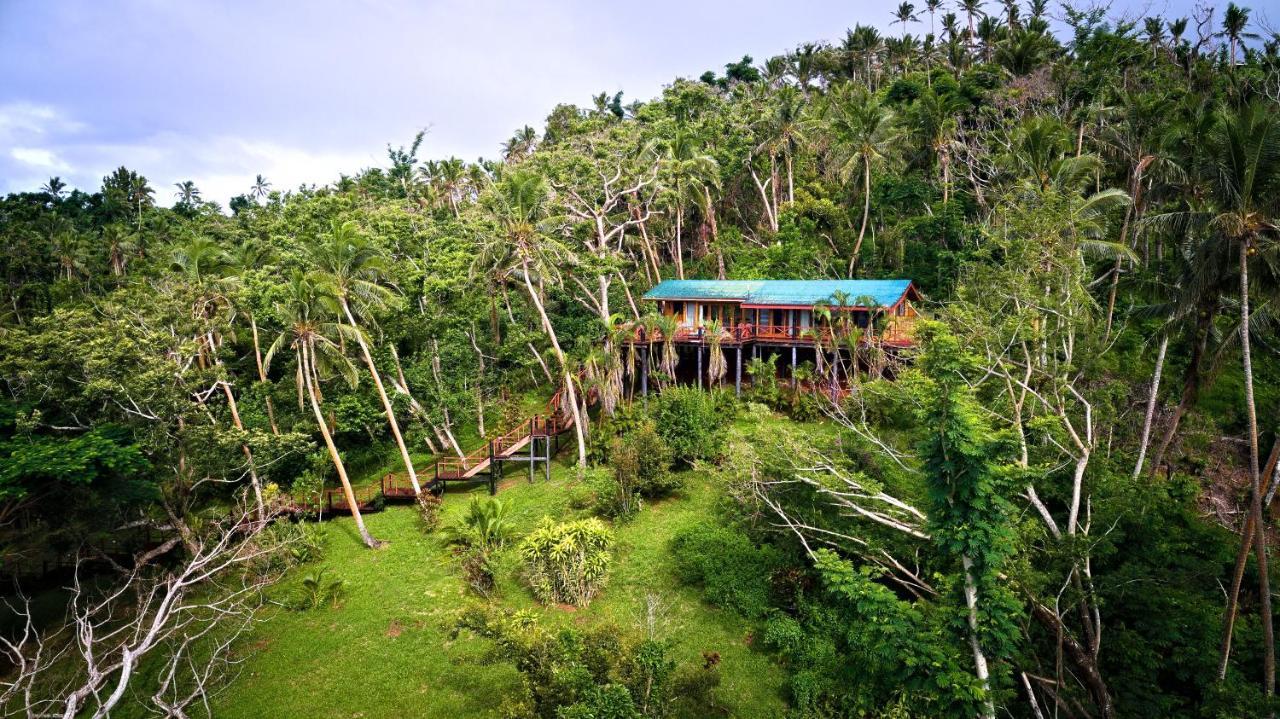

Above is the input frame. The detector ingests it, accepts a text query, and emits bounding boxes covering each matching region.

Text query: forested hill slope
[3,3,1280,717]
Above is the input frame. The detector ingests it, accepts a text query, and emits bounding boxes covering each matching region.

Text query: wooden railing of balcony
[625,315,916,347]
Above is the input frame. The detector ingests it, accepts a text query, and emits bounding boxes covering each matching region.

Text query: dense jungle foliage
[3,2,1280,717]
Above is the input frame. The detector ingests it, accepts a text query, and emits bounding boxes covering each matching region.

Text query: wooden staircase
[292,384,579,516]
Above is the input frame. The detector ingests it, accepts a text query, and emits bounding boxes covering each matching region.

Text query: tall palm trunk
[301,342,380,548]
[340,298,421,495]
[521,259,587,470]
[1236,240,1274,696]
[851,158,872,277]
[674,206,685,279]
[1132,335,1168,478]
[249,315,280,435]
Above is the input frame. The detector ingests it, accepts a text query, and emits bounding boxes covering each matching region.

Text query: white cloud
[0,101,84,143]
[10,147,71,171]
[0,100,381,206]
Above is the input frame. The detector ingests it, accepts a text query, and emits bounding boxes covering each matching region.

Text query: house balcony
[623,316,916,349]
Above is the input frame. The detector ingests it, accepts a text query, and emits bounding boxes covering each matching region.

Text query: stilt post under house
[641,347,649,398]
[735,346,742,396]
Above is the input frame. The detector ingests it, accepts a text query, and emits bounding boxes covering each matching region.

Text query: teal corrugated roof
[641,280,766,301]
[642,279,914,308]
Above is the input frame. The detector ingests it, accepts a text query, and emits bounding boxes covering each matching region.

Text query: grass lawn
[208,457,788,718]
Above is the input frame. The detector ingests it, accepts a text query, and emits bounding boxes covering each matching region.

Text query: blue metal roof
[642,279,915,308]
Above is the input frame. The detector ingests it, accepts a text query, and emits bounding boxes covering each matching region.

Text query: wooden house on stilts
[628,279,921,396]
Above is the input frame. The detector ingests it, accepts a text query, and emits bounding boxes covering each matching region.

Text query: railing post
[488,441,496,495]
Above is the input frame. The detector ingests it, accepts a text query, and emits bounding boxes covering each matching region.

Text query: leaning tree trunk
[1151,303,1214,472]
[1236,240,1274,696]
[1132,334,1168,478]
[301,342,380,549]
[521,261,587,471]
[341,299,421,495]
[206,332,264,520]
[220,379,264,520]
[1219,437,1280,680]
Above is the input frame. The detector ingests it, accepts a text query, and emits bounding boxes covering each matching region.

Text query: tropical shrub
[594,422,679,520]
[457,608,683,719]
[458,545,496,597]
[415,490,443,531]
[520,517,613,606]
[670,523,783,618]
[293,567,346,610]
[446,496,513,550]
[649,387,723,466]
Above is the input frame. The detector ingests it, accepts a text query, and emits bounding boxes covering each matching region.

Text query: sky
[0,0,1233,207]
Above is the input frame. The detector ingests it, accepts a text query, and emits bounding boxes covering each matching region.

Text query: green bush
[520,517,614,607]
[456,608,686,719]
[670,524,783,618]
[649,387,723,466]
[445,496,513,550]
[593,422,680,521]
[589,466,640,521]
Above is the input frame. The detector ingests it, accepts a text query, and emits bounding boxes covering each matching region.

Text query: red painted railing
[625,317,916,346]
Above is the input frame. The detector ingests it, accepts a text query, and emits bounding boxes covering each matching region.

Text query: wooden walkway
[289,384,579,517]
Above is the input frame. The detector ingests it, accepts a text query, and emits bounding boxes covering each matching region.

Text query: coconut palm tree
[653,314,680,386]
[266,272,380,548]
[925,0,943,36]
[472,169,588,469]
[906,89,966,203]
[959,0,982,53]
[251,174,271,200]
[1217,3,1257,67]
[704,319,727,385]
[823,84,900,276]
[311,220,422,496]
[502,126,539,164]
[1214,102,1280,695]
[790,42,823,95]
[842,25,885,85]
[41,176,66,200]
[658,130,720,279]
[227,240,281,435]
[1152,101,1280,695]
[172,237,268,519]
[755,85,808,206]
[892,2,918,34]
[173,181,201,206]
[101,224,137,277]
